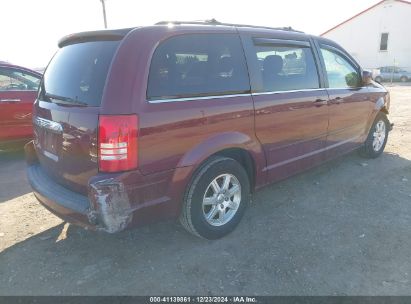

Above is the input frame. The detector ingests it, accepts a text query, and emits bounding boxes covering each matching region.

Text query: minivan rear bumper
[25,141,192,233]
[27,163,134,232]
[27,164,93,229]
[25,141,184,233]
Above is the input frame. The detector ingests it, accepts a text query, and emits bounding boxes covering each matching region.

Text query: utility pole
[100,0,108,29]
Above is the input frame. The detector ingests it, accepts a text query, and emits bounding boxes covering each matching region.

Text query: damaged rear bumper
[27,164,133,233]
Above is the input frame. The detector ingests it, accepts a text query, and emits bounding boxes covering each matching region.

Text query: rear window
[43,41,119,106]
[147,34,250,101]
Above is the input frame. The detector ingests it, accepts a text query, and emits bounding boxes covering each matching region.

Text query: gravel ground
[0,86,410,296]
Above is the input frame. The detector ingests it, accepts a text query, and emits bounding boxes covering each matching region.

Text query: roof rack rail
[155,19,304,33]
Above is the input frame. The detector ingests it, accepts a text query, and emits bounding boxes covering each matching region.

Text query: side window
[252,43,320,92]
[147,34,250,100]
[321,48,361,88]
[0,68,40,91]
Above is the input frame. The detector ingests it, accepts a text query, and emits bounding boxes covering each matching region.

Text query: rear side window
[42,41,119,106]
[147,34,250,101]
[252,43,320,92]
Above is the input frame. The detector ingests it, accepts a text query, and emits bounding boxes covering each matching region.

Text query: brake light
[98,114,138,172]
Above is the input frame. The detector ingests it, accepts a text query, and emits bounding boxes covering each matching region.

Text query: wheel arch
[380,107,389,115]
[176,132,265,192]
[210,147,256,191]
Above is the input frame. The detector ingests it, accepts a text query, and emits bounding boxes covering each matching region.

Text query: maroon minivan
[25,21,391,239]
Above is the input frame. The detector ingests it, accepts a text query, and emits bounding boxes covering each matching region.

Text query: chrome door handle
[0,98,21,103]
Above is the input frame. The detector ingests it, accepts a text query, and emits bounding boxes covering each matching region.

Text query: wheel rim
[372,120,386,152]
[202,173,241,227]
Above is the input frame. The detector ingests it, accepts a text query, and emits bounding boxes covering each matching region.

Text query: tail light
[98,114,138,172]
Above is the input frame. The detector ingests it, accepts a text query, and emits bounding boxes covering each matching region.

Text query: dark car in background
[0,63,42,150]
[25,21,391,239]
[374,66,411,83]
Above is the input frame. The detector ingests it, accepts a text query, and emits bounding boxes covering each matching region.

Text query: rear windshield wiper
[44,92,88,107]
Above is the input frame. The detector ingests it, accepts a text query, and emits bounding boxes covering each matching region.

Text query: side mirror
[362,70,373,85]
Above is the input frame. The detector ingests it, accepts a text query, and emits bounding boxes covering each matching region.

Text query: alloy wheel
[372,120,386,152]
[202,173,241,226]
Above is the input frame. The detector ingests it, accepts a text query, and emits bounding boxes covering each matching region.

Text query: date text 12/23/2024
[149,297,257,303]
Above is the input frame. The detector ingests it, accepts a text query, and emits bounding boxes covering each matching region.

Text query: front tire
[360,113,389,158]
[400,76,408,83]
[180,156,250,239]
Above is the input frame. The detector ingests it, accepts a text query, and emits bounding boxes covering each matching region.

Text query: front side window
[147,34,250,100]
[0,68,40,91]
[321,48,361,88]
[253,44,320,92]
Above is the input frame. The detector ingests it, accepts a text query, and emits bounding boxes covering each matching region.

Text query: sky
[0,0,379,69]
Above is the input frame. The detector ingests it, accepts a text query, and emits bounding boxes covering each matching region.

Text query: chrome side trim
[0,98,21,102]
[147,87,367,103]
[252,88,326,96]
[0,89,38,93]
[327,87,368,90]
[252,87,367,97]
[148,93,252,104]
[33,116,63,134]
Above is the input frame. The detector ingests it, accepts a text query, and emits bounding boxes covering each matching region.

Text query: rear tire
[180,156,250,239]
[360,113,389,158]
[400,76,408,83]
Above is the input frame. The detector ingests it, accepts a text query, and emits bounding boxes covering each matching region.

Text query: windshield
[42,40,120,106]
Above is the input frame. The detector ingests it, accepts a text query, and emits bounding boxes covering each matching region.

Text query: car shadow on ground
[0,148,31,202]
[1,151,411,295]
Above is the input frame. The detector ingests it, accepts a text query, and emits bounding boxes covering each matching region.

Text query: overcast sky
[0,0,378,68]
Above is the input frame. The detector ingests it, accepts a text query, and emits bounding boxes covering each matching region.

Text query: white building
[321,0,411,70]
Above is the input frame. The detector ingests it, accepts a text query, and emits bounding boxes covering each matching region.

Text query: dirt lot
[0,86,410,296]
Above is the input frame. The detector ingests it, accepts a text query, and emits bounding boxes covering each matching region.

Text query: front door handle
[0,98,21,103]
